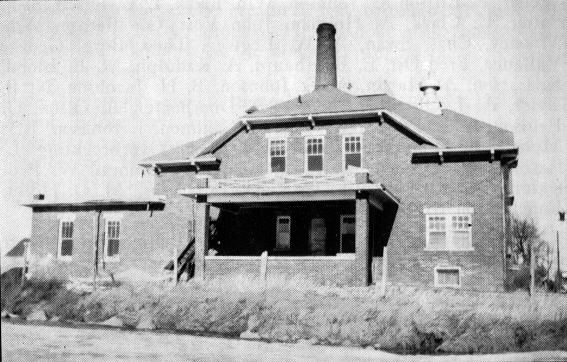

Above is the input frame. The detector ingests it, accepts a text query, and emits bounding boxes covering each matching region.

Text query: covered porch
[179,170,399,286]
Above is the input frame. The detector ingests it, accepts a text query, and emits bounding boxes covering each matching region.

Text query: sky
[1,1,566,268]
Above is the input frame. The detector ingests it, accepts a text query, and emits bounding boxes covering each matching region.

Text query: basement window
[434,267,461,288]
[57,215,75,261]
[424,208,474,251]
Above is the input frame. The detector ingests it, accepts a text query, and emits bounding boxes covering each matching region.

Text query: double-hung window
[424,208,473,251]
[340,128,364,170]
[305,137,324,172]
[58,214,75,261]
[266,132,288,173]
[104,214,123,262]
[302,130,326,173]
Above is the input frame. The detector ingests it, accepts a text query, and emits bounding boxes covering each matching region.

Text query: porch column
[355,194,370,286]
[194,202,210,281]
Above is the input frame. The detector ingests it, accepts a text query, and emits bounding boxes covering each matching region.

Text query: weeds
[1,271,566,354]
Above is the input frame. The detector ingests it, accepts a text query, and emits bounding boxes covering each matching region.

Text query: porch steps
[164,237,195,281]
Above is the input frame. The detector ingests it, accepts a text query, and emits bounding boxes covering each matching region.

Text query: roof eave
[138,157,220,168]
[23,197,166,209]
[411,146,519,166]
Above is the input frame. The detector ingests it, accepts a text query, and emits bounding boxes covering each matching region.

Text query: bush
[510,265,549,291]
[1,268,23,311]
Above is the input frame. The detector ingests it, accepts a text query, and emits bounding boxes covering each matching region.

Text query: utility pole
[556,211,564,292]
[556,230,561,291]
[530,240,535,297]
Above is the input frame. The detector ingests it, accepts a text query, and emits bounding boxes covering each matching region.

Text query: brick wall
[204,256,358,286]
[29,207,184,279]
[30,118,508,290]
[170,120,507,291]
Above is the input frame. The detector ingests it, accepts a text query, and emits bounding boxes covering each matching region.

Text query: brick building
[26,24,518,291]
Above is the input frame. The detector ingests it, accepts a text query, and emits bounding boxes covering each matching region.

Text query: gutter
[199,108,444,155]
[411,146,519,165]
[240,109,385,123]
[138,157,220,168]
[22,196,166,209]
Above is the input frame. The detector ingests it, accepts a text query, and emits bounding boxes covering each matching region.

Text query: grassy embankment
[2,266,566,354]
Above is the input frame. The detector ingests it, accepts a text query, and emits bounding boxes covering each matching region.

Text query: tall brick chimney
[315,23,337,90]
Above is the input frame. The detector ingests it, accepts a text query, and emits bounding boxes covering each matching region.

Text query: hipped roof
[141,86,514,164]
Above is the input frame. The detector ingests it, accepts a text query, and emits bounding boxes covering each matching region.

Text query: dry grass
[2,270,566,354]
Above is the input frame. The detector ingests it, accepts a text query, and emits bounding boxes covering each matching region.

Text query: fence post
[260,251,268,283]
[21,240,30,287]
[381,246,388,296]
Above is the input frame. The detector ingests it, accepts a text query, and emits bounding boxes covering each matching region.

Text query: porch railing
[197,169,370,189]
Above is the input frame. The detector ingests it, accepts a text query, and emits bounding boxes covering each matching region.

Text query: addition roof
[23,196,166,209]
[141,86,514,164]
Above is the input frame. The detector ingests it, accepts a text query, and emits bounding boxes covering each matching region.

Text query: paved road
[2,321,566,362]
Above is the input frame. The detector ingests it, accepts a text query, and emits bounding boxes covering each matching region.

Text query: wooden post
[194,203,210,281]
[556,230,562,292]
[173,246,178,285]
[21,240,30,287]
[93,212,100,291]
[260,251,268,282]
[381,246,388,296]
[530,242,535,297]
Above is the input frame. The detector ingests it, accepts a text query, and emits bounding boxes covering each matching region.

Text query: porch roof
[178,171,400,205]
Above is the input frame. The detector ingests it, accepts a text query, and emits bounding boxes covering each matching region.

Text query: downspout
[500,165,508,290]
[93,210,102,289]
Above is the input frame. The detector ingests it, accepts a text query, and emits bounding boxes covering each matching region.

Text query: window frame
[266,132,289,174]
[304,135,325,174]
[339,214,356,254]
[340,128,364,171]
[434,266,462,288]
[57,213,75,261]
[104,213,123,262]
[424,207,474,251]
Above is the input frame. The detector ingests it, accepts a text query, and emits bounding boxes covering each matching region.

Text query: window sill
[424,248,475,252]
[434,284,461,289]
[57,256,72,262]
[104,257,120,263]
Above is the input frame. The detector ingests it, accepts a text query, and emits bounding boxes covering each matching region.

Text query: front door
[309,218,326,255]
[275,216,291,251]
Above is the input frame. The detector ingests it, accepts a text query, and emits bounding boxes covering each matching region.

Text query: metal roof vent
[418,71,443,115]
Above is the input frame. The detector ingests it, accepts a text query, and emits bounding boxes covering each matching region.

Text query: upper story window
[104,213,123,262]
[340,128,364,170]
[306,137,323,172]
[424,207,474,251]
[301,130,327,173]
[266,132,289,173]
[58,214,75,261]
